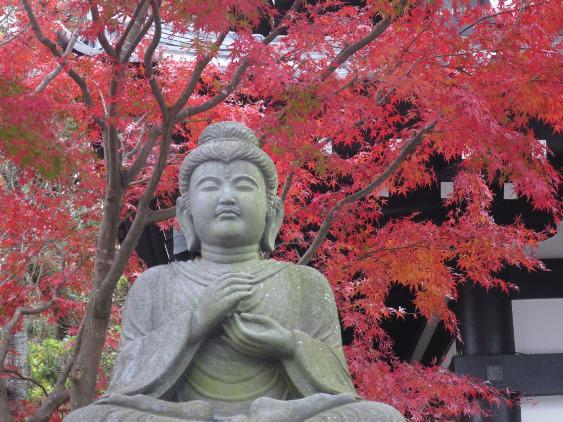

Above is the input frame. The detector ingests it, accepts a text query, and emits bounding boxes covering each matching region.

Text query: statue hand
[190,273,255,343]
[223,313,295,359]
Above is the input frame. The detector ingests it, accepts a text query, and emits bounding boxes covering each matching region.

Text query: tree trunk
[69,301,112,409]
[69,180,123,409]
[5,330,30,401]
[0,377,13,422]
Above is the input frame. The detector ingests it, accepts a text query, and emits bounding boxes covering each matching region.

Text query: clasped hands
[190,272,295,359]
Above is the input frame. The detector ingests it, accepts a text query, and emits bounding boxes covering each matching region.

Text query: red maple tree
[0,0,560,420]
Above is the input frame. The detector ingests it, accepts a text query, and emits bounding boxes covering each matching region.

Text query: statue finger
[238,313,280,331]
[223,318,260,352]
[223,321,251,347]
[222,291,253,311]
[239,313,276,325]
[220,285,253,297]
[232,314,270,344]
[217,279,255,290]
[216,272,255,282]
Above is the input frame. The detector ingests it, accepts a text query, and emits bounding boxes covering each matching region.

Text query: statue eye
[236,184,255,191]
[200,185,218,192]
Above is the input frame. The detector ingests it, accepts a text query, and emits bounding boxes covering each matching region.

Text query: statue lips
[215,206,241,219]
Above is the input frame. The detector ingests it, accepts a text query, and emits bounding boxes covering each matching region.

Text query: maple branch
[366,22,429,106]
[490,0,528,48]
[88,1,117,57]
[35,26,81,93]
[20,0,60,56]
[120,5,156,63]
[170,31,228,116]
[123,120,147,162]
[389,22,429,73]
[28,387,70,422]
[125,125,160,184]
[0,300,56,366]
[115,0,149,58]
[183,0,392,120]
[20,0,94,107]
[144,0,167,115]
[263,0,303,44]
[2,368,49,398]
[97,120,175,314]
[146,205,176,224]
[320,15,392,81]
[178,58,250,119]
[281,171,295,203]
[101,112,124,200]
[175,0,303,122]
[298,120,437,265]
[319,0,410,81]
[97,143,173,309]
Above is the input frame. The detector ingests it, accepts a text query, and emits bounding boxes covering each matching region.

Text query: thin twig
[0,22,31,47]
[458,0,545,36]
[27,323,82,422]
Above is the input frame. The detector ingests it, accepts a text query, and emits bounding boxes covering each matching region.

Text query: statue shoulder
[278,263,340,330]
[122,261,200,325]
[130,263,172,287]
[293,263,328,281]
[273,261,332,295]
[127,261,193,299]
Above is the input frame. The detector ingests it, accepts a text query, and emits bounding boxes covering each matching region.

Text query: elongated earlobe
[260,197,284,253]
[176,196,201,252]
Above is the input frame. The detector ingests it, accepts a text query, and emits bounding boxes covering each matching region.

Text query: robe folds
[65,259,404,421]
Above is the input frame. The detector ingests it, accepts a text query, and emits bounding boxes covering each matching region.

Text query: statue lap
[65,393,404,421]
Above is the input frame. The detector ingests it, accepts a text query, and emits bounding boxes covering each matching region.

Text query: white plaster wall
[521,396,563,422]
[512,298,563,354]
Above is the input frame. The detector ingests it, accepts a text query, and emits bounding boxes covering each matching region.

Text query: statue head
[176,121,284,254]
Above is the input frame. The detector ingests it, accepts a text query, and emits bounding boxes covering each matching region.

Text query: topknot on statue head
[197,121,261,148]
[178,121,279,215]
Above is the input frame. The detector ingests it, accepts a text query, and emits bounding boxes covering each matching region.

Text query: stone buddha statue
[65,122,404,421]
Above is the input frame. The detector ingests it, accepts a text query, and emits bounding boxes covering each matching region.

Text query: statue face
[189,160,267,249]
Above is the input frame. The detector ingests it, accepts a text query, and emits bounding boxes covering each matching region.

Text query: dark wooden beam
[454,353,563,396]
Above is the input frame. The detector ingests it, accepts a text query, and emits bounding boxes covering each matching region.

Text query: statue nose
[218,185,236,204]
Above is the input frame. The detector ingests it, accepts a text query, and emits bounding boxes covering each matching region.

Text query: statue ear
[176,196,201,252]
[260,196,284,253]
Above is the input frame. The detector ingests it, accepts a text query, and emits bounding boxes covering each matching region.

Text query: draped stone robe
[65,259,404,422]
